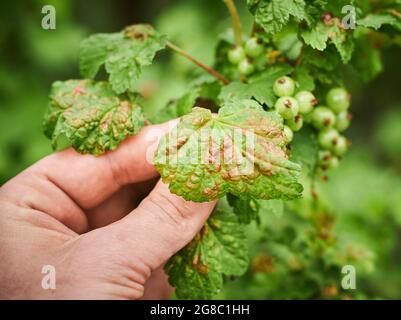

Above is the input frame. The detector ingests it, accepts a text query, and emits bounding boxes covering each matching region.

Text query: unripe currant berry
[245,37,264,58]
[295,91,317,114]
[326,87,351,113]
[283,125,294,143]
[318,150,332,165]
[318,128,340,150]
[273,76,296,97]
[238,58,255,75]
[328,156,340,169]
[275,97,299,120]
[228,46,246,65]
[336,111,352,132]
[286,115,303,132]
[332,135,348,156]
[311,106,336,130]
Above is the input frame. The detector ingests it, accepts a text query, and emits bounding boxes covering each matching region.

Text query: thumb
[105,180,217,271]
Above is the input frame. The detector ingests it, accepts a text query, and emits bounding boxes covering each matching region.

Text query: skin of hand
[0,120,217,299]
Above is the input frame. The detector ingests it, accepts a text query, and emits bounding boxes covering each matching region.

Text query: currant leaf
[358,13,401,32]
[165,208,248,299]
[79,24,167,94]
[227,194,260,224]
[301,22,354,63]
[219,65,293,107]
[250,0,307,35]
[154,99,303,202]
[290,126,319,176]
[43,79,144,155]
[152,89,200,124]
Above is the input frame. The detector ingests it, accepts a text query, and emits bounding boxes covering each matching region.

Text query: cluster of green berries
[272,77,352,173]
[227,37,264,75]
[313,87,352,172]
[272,76,317,143]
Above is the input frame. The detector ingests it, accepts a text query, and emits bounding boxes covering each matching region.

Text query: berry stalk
[166,41,229,85]
[223,0,243,46]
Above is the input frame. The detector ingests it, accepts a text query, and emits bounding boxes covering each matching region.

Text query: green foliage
[23,0,401,300]
[227,193,260,224]
[80,24,166,94]
[250,0,307,35]
[358,13,401,31]
[165,207,249,299]
[219,64,293,107]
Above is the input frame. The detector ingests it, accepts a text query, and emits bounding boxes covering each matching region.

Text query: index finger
[26,120,177,209]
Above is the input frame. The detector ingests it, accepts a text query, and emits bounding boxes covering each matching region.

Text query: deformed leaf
[79,24,167,94]
[165,208,248,299]
[154,99,303,202]
[43,79,144,155]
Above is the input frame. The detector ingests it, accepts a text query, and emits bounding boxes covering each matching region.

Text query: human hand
[0,120,217,299]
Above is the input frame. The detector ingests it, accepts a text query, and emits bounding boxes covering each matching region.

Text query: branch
[223,0,243,46]
[166,41,229,85]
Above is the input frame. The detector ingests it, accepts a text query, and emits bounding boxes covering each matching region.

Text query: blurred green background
[1,0,401,299]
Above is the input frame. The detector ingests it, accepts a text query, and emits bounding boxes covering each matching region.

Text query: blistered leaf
[154,99,303,202]
[80,24,167,94]
[165,208,248,299]
[43,79,144,155]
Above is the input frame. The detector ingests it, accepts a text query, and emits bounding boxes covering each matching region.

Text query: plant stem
[250,22,257,37]
[223,0,243,46]
[166,41,229,85]
[295,45,305,67]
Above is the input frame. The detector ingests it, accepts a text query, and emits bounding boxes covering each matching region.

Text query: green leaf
[290,125,318,176]
[293,66,315,92]
[79,33,125,79]
[219,64,293,107]
[227,193,260,224]
[252,0,307,35]
[301,23,330,51]
[154,99,303,202]
[79,24,167,94]
[273,26,303,60]
[43,79,144,155]
[358,13,401,32]
[301,22,354,63]
[153,90,200,123]
[165,208,248,299]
